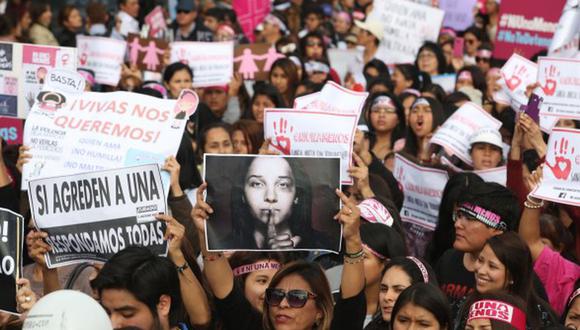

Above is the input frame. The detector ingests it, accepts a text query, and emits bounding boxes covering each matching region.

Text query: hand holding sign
[156,214,184,259]
[335,189,361,242]
[15,145,31,174]
[26,230,50,268]
[348,153,372,198]
[192,183,213,235]
[16,278,36,314]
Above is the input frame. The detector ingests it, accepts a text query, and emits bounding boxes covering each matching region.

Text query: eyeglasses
[265,288,317,308]
[452,209,477,223]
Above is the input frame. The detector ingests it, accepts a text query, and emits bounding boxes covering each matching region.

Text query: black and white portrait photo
[204,155,342,253]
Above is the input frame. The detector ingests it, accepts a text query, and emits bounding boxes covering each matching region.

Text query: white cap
[470,127,503,150]
[354,19,384,40]
[23,290,112,330]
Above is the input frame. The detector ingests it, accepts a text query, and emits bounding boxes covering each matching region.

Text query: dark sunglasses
[465,39,476,45]
[265,288,317,308]
[476,57,490,63]
[177,10,191,14]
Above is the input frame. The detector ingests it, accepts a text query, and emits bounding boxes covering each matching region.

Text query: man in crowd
[171,0,212,42]
[117,0,139,37]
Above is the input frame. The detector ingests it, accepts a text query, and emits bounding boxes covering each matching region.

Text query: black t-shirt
[435,249,475,319]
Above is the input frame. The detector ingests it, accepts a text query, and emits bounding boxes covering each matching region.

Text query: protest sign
[76,35,127,86]
[368,0,444,64]
[144,6,167,38]
[0,42,77,118]
[0,116,23,145]
[394,154,448,257]
[264,109,358,184]
[28,165,168,267]
[0,208,24,315]
[233,0,271,43]
[548,1,580,58]
[537,57,580,119]
[500,53,538,110]
[531,127,580,206]
[431,102,502,165]
[293,92,320,109]
[234,44,284,81]
[439,0,477,31]
[328,48,363,84]
[431,74,457,94]
[170,41,234,87]
[203,154,342,253]
[127,34,169,73]
[21,83,198,189]
[474,166,508,186]
[494,0,566,60]
[293,81,369,116]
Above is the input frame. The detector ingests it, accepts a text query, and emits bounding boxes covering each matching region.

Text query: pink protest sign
[493,0,566,60]
[22,45,57,67]
[127,34,169,73]
[233,0,271,42]
[145,6,166,37]
[0,116,23,145]
[234,44,284,80]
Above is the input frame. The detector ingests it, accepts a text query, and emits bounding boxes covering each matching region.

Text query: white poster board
[170,41,234,87]
[537,56,580,119]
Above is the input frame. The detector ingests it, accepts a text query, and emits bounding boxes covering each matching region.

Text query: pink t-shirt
[533,246,580,315]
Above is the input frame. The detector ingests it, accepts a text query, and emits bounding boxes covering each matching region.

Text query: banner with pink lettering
[233,0,271,43]
[430,102,502,165]
[21,81,199,189]
[0,116,23,145]
[76,36,126,86]
[264,109,358,184]
[393,154,449,230]
[537,57,580,119]
[531,127,580,206]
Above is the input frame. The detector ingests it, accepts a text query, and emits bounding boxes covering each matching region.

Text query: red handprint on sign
[270,117,294,155]
[541,65,559,96]
[545,137,575,180]
[502,65,527,91]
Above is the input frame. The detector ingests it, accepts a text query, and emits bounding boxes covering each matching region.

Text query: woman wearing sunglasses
[192,184,366,330]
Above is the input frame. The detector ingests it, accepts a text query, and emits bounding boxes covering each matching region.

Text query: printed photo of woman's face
[244,158,296,227]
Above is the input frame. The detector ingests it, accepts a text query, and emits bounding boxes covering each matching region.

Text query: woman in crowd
[365,256,438,329]
[56,5,82,47]
[390,283,452,330]
[468,127,504,171]
[163,62,193,100]
[192,183,367,330]
[364,92,406,160]
[402,97,446,164]
[269,58,300,107]
[232,119,264,154]
[243,83,286,124]
[463,27,487,65]
[415,42,448,77]
[363,59,390,88]
[391,65,420,96]
[464,292,527,330]
[564,282,580,330]
[28,0,57,46]
[455,66,487,100]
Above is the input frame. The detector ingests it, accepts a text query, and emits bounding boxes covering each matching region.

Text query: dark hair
[563,280,580,325]
[402,97,446,158]
[364,91,406,149]
[485,232,558,328]
[232,119,264,154]
[456,65,487,96]
[461,291,527,330]
[29,0,50,25]
[299,31,329,62]
[383,256,439,286]
[87,1,108,25]
[415,41,448,76]
[91,247,183,327]
[367,76,393,94]
[391,283,451,329]
[360,223,406,261]
[464,26,488,43]
[269,58,300,105]
[539,214,576,261]
[243,83,286,120]
[57,5,77,27]
[163,62,194,85]
[204,7,225,21]
[263,261,333,330]
[395,64,421,90]
[427,173,484,263]
[421,84,446,103]
[198,122,232,155]
[229,157,313,249]
[0,14,16,36]
[363,59,390,85]
[176,132,202,190]
[455,181,520,231]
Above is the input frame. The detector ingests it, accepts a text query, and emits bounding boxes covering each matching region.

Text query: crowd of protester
[0,0,579,329]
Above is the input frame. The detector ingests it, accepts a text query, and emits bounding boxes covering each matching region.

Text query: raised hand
[156,213,185,258]
[191,183,213,234]
[334,189,361,242]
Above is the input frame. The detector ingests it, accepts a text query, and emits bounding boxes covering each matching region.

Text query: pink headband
[78,70,95,86]
[232,261,281,276]
[488,67,501,77]
[335,11,351,23]
[403,88,421,97]
[358,198,394,226]
[217,24,235,36]
[440,28,457,38]
[569,288,580,307]
[411,97,430,109]
[468,300,526,330]
[458,202,507,231]
[458,71,473,82]
[406,256,429,283]
[362,243,386,260]
[264,14,288,34]
[371,96,396,111]
[142,82,168,98]
[477,49,493,58]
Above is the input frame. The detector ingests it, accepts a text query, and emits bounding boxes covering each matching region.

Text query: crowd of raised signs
[0,0,579,329]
